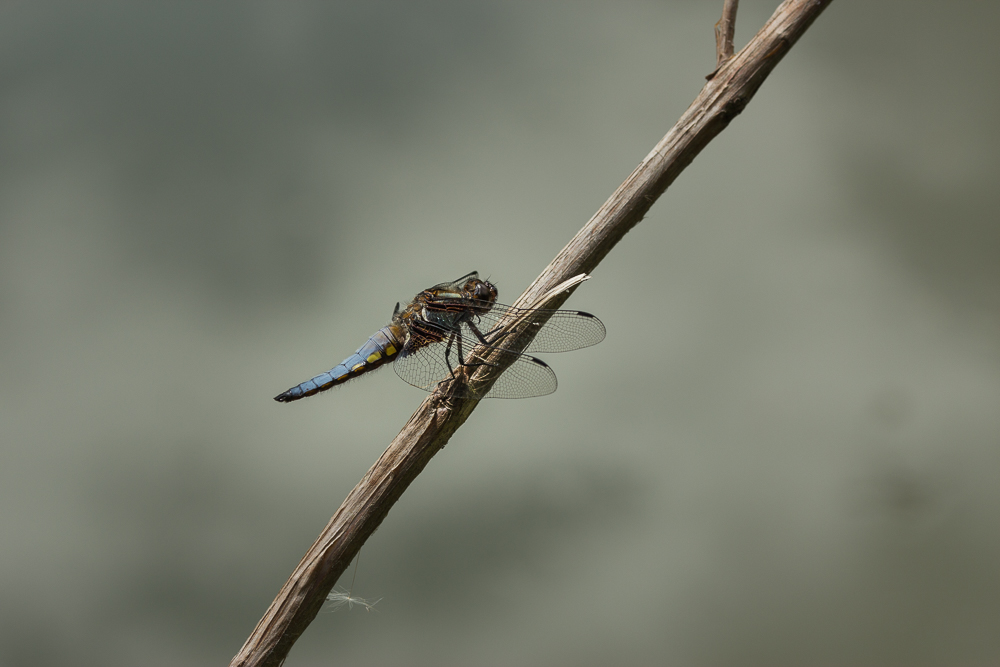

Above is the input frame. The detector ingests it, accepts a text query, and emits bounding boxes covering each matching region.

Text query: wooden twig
[230,1,834,665]
[714,0,741,72]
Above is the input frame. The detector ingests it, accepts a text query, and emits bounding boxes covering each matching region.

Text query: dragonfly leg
[466,320,491,345]
[436,331,470,393]
[455,331,467,368]
[462,320,498,369]
[460,323,508,372]
[443,331,458,377]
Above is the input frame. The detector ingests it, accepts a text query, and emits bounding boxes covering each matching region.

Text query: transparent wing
[480,350,557,399]
[393,328,557,399]
[391,328,458,394]
[459,301,606,353]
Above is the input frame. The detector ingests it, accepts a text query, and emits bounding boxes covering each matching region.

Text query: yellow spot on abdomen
[351,363,365,372]
[367,352,382,363]
[385,345,397,356]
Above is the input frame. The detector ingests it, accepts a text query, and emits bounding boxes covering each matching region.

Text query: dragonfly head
[470,277,498,305]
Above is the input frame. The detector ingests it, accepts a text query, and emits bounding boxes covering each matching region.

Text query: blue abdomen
[274,327,402,402]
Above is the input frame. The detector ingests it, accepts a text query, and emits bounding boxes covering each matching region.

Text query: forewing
[469,302,606,353]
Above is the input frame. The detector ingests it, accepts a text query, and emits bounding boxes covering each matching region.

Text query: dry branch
[714,0,741,70]
[230,1,834,665]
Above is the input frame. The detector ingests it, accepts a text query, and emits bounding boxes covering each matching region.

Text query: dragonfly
[274,271,604,402]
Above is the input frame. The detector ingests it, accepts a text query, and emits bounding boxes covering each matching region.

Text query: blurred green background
[2,1,998,665]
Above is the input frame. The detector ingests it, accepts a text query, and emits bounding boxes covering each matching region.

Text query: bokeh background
[2,1,999,665]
